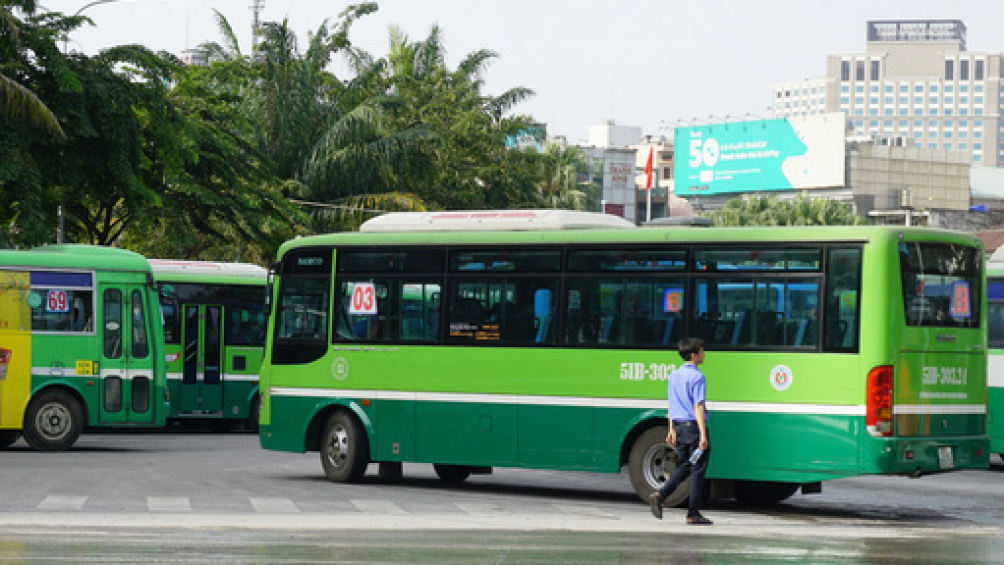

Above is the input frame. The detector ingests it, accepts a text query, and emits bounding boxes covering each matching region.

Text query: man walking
[649,337,712,525]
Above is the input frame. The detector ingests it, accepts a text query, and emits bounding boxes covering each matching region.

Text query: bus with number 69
[258,211,989,504]
[0,245,168,451]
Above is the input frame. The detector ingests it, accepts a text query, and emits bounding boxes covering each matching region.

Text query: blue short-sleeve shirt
[667,362,706,422]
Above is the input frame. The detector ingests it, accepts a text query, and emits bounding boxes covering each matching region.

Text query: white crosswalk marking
[455,501,508,515]
[37,496,87,511]
[250,497,299,514]
[350,499,407,515]
[147,497,192,512]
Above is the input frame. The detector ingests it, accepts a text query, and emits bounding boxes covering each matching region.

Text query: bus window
[825,248,862,350]
[695,278,821,349]
[988,280,1004,348]
[103,289,123,359]
[899,242,980,329]
[399,282,441,342]
[448,279,557,345]
[131,290,149,359]
[566,278,683,347]
[227,306,267,346]
[30,289,93,333]
[277,278,329,340]
[335,280,393,342]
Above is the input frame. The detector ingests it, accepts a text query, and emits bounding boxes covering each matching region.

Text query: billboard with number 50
[674,114,845,196]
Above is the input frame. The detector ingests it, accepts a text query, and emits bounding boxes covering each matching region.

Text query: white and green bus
[259,211,990,503]
[0,245,169,450]
[151,260,267,430]
[984,248,1004,457]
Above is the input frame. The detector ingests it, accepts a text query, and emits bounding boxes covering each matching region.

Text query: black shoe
[648,493,663,520]
[686,513,713,525]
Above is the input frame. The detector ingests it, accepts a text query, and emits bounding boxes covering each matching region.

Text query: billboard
[674,114,845,196]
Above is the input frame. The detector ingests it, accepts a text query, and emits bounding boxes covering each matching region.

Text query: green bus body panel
[989,384,1004,453]
[260,226,990,483]
[164,343,261,419]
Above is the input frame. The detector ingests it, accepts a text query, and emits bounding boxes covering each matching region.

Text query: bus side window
[825,248,861,351]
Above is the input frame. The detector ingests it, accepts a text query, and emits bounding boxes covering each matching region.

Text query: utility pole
[250,0,264,51]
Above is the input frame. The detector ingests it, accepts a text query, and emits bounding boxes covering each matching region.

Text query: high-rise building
[773,20,1002,167]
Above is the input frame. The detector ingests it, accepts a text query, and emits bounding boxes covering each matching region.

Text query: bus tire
[733,480,799,505]
[320,411,369,483]
[628,425,692,507]
[433,464,472,483]
[23,390,83,451]
[0,430,20,449]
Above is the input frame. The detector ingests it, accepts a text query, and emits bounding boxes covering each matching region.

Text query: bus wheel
[23,390,83,451]
[0,431,20,449]
[433,464,472,483]
[628,426,691,507]
[320,411,369,483]
[734,480,799,505]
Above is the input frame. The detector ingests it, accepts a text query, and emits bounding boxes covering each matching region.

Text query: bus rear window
[899,242,981,328]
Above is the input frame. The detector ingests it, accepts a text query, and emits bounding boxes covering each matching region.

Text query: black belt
[673,420,697,426]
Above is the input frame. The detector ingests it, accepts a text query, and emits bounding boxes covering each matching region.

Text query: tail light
[867,365,894,437]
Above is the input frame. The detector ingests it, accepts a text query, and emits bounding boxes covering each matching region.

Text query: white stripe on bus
[166,373,258,382]
[894,404,986,415]
[269,387,871,416]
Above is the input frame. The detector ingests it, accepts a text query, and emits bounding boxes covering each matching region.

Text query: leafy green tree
[707,193,867,227]
[0,0,66,137]
[202,6,434,233]
[379,24,542,210]
[537,143,593,210]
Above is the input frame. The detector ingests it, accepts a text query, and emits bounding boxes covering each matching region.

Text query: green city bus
[0,245,168,451]
[259,210,990,503]
[984,249,1004,456]
[151,260,267,430]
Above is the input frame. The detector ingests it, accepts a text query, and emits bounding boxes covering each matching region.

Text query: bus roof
[0,244,152,272]
[149,259,267,285]
[281,215,983,256]
[359,210,636,232]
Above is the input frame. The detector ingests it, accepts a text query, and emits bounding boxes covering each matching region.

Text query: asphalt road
[2,430,1003,563]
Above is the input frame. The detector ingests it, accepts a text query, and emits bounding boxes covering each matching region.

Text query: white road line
[37,496,87,511]
[147,497,192,513]
[250,498,299,514]
[454,502,508,515]
[350,500,407,515]
[552,504,617,519]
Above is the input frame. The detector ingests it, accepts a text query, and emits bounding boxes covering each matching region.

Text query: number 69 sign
[349,282,377,315]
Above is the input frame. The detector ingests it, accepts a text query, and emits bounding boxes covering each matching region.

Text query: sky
[38,0,1004,144]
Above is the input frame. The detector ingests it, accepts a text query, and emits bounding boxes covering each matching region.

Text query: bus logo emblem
[770,365,793,391]
[332,357,350,381]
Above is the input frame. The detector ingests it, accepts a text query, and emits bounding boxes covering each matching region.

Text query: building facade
[773,20,1003,168]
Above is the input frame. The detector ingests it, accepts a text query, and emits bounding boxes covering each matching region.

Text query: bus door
[99,286,155,424]
[179,304,224,414]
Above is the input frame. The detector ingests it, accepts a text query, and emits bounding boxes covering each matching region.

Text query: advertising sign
[674,114,845,196]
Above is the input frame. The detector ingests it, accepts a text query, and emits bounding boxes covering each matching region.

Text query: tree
[0,0,66,137]
[707,193,866,227]
[379,24,542,210]
[537,143,594,210]
[202,6,434,233]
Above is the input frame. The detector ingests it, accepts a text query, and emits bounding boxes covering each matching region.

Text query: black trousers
[656,420,708,517]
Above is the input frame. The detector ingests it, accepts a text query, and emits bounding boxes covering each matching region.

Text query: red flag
[644,147,654,191]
